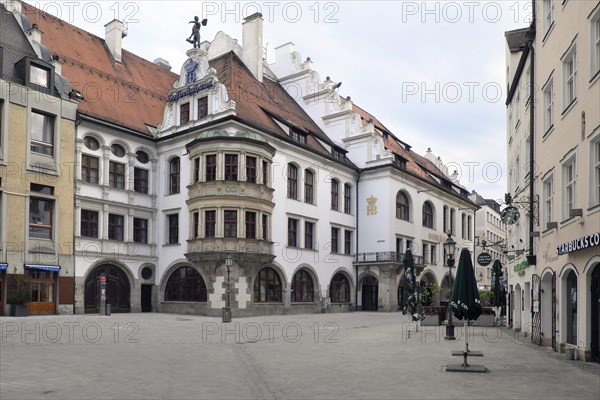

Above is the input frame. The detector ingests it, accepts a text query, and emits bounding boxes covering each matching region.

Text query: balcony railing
[354,252,423,265]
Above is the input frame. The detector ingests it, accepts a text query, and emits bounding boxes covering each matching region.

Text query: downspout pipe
[355,170,361,311]
[528,1,536,263]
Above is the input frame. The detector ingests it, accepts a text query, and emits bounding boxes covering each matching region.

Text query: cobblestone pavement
[1,312,599,399]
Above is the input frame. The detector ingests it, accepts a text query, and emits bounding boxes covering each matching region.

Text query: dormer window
[394,154,406,169]
[290,130,307,144]
[30,64,49,88]
[332,148,346,160]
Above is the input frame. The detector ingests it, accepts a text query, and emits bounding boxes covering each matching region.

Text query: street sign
[477,252,492,266]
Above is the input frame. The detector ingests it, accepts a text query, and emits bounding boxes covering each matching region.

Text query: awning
[0,263,7,271]
[25,264,61,272]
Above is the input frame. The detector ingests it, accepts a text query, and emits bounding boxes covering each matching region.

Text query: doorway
[28,270,56,315]
[84,264,131,313]
[591,265,600,363]
[141,284,152,312]
[361,275,378,311]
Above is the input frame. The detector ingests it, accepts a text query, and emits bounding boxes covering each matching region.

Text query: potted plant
[421,283,440,307]
[8,276,31,317]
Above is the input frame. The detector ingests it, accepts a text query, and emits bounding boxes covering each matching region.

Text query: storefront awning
[0,263,7,271]
[25,264,61,272]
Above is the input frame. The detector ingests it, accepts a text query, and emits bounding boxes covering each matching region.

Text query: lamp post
[223,254,233,323]
[444,233,456,340]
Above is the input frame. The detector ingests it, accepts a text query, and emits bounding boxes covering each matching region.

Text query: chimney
[1,0,22,14]
[28,23,43,43]
[242,12,264,82]
[50,55,62,75]
[154,58,172,71]
[104,19,124,62]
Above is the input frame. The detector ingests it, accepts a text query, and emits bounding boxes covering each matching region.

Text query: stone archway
[84,264,131,313]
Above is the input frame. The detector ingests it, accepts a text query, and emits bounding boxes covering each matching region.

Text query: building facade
[0,1,76,315]
[8,1,485,319]
[506,0,600,362]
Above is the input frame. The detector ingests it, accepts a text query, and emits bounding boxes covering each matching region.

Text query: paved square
[1,312,599,399]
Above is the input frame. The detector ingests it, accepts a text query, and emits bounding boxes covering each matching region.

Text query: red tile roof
[22,2,178,135]
[210,52,354,166]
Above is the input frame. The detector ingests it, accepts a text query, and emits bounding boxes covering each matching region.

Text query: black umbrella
[450,248,482,321]
[492,260,503,307]
[402,250,424,322]
[449,248,482,368]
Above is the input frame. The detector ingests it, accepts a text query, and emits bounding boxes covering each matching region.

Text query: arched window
[304,169,314,204]
[165,266,207,302]
[422,202,434,228]
[291,270,314,302]
[331,179,339,211]
[84,136,100,150]
[344,183,352,214]
[443,205,449,233]
[287,164,298,200]
[330,273,350,303]
[111,143,126,157]
[169,157,180,195]
[396,191,409,221]
[566,270,578,345]
[254,267,282,303]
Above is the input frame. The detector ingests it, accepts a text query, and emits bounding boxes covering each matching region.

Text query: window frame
[288,218,298,247]
[81,154,99,184]
[133,167,149,194]
[562,155,577,220]
[543,77,554,134]
[304,221,314,250]
[287,164,298,200]
[396,191,410,221]
[167,213,179,244]
[205,210,216,238]
[180,102,190,125]
[331,179,339,211]
[198,97,208,120]
[133,217,148,244]
[254,267,282,303]
[344,183,351,214]
[205,154,217,181]
[30,110,55,156]
[224,154,238,181]
[169,157,181,194]
[246,211,257,239]
[108,213,124,241]
[223,210,237,238]
[422,202,434,229]
[165,266,207,302]
[109,161,126,189]
[331,227,339,253]
[543,173,554,226]
[291,270,314,303]
[304,169,314,204]
[246,156,257,183]
[80,209,99,238]
[562,42,577,110]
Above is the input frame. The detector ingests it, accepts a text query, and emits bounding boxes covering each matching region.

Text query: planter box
[10,304,28,317]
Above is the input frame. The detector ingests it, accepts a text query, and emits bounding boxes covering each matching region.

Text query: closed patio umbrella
[448,248,485,372]
[402,250,424,322]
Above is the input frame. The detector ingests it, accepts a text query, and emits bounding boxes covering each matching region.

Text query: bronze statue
[187,16,207,48]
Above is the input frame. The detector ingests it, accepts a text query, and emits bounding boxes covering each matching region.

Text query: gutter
[355,170,361,311]
[528,4,536,263]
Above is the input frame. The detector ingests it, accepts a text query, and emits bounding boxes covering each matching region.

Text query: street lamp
[443,233,456,340]
[223,254,233,323]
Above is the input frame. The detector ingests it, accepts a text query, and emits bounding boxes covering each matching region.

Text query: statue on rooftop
[186,16,208,49]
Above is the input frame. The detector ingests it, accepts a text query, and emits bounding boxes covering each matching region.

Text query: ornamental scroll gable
[157,47,236,135]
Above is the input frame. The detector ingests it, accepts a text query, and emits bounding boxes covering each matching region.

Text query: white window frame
[543,77,554,133]
[562,43,577,110]
[561,154,577,220]
[542,0,554,36]
[590,132,600,208]
[542,173,554,226]
[590,6,600,79]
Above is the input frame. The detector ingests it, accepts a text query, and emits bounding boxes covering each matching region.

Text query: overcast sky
[27,0,532,202]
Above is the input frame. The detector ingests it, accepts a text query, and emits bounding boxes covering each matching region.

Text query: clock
[501,206,520,225]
